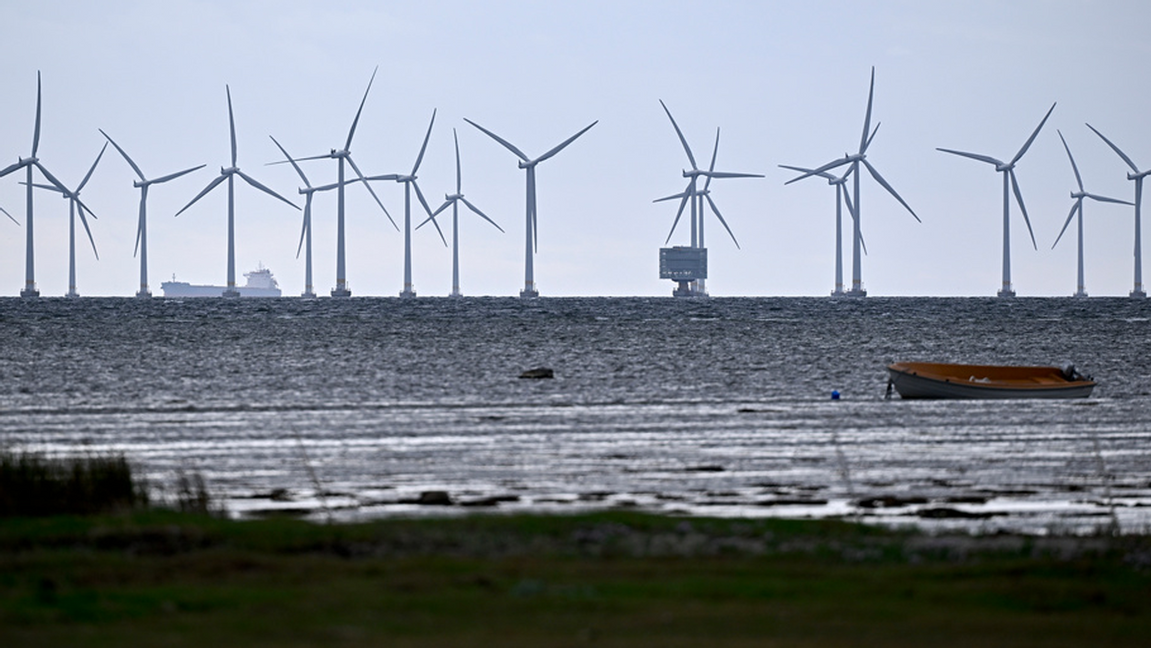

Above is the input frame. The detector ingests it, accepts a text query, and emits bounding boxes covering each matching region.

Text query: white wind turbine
[656,100,763,295]
[786,68,920,297]
[1086,123,1151,298]
[176,85,299,297]
[361,110,446,298]
[0,71,73,298]
[1052,130,1132,298]
[271,67,397,297]
[465,117,597,298]
[416,128,503,297]
[778,163,869,296]
[269,136,343,298]
[937,102,1055,297]
[100,129,205,297]
[24,143,106,297]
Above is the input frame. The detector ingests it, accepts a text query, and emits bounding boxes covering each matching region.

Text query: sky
[2,0,1150,298]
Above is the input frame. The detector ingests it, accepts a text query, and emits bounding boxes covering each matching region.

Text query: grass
[0,452,149,517]
[1,510,1149,647]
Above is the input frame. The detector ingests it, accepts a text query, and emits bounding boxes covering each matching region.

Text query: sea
[2,296,1149,535]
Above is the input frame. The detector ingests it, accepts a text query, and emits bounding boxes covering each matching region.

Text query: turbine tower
[1052,130,1132,298]
[25,143,105,297]
[786,68,920,297]
[937,102,1055,297]
[0,71,72,298]
[362,110,446,298]
[779,164,869,296]
[271,67,397,297]
[176,86,299,297]
[1086,123,1151,298]
[269,136,343,298]
[100,129,204,298]
[656,100,763,296]
[416,128,503,297]
[465,117,597,298]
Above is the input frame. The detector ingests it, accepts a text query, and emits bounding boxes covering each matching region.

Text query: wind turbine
[1086,123,1151,298]
[24,143,106,298]
[786,68,920,297]
[361,110,446,298]
[465,117,597,298]
[0,71,72,298]
[416,128,503,297]
[176,86,299,297]
[269,135,343,298]
[779,163,869,296]
[937,102,1055,297]
[270,67,397,297]
[100,129,204,298]
[1052,130,1132,298]
[655,101,764,296]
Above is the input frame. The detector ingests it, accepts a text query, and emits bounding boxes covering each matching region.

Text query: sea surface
[2,296,1149,535]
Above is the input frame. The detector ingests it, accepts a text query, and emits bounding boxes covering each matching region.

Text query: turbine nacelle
[995,162,1015,173]
[221,166,239,176]
[395,174,415,183]
[517,159,539,170]
[445,192,462,201]
[16,156,37,165]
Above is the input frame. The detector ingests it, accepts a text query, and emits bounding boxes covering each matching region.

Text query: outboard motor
[1061,362,1092,382]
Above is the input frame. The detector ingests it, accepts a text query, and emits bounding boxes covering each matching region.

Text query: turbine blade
[415,202,447,230]
[1086,123,1140,174]
[529,167,538,253]
[1010,102,1056,166]
[296,196,311,259]
[534,121,597,164]
[174,174,227,216]
[152,164,206,185]
[664,189,692,244]
[659,100,698,170]
[26,181,65,194]
[32,71,42,157]
[237,169,300,210]
[784,157,851,184]
[463,118,529,161]
[862,159,920,222]
[0,160,26,178]
[864,122,881,153]
[936,148,1003,167]
[415,183,447,246]
[134,189,146,257]
[267,153,331,165]
[1057,130,1084,192]
[460,197,503,232]
[74,195,97,220]
[1052,200,1080,249]
[347,155,398,230]
[226,85,238,167]
[453,128,462,194]
[77,142,108,192]
[1084,192,1134,205]
[704,193,740,249]
[269,135,311,188]
[706,171,764,179]
[779,164,836,181]
[412,109,436,175]
[654,190,689,203]
[346,66,378,151]
[1009,169,1037,250]
[859,67,875,154]
[99,130,146,181]
[33,162,69,194]
[1,204,19,225]
[77,200,99,259]
[703,127,720,191]
[361,173,401,182]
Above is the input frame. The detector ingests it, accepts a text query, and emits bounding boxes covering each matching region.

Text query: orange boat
[886,362,1095,400]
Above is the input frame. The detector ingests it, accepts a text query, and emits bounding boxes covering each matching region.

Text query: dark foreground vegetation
[1,453,1150,646]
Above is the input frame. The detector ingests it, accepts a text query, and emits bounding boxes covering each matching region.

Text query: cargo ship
[161,265,282,298]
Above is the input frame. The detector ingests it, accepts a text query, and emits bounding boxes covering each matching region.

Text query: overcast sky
[2,0,1149,297]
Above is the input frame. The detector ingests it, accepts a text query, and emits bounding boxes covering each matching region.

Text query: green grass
[0,452,148,517]
[1,511,1149,647]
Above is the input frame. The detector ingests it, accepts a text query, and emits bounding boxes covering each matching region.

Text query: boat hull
[887,362,1095,400]
[160,282,281,298]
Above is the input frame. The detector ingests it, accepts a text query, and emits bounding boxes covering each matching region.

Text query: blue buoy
[831,390,841,401]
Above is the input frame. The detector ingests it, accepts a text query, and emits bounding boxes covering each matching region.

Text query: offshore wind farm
[1,2,1150,298]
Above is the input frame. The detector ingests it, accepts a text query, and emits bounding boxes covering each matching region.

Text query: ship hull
[161,282,281,298]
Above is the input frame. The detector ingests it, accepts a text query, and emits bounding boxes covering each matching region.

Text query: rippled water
[2,296,1149,534]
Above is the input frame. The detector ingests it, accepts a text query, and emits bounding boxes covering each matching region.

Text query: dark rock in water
[685,465,726,472]
[416,490,453,506]
[856,495,929,509]
[268,488,293,502]
[460,495,521,508]
[519,367,554,379]
[916,507,995,519]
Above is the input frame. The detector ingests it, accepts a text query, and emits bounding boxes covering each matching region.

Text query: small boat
[886,362,1095,400]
